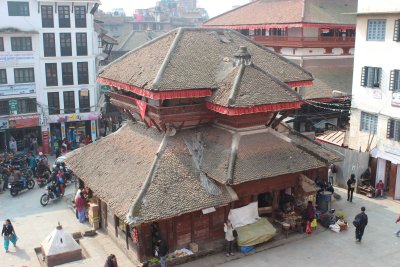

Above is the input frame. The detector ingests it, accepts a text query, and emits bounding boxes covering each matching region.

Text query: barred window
[74,6,86,28]
[367,19,386,41]
[60,33,72,56]
[45,63,58,86]
[11,37,32,51]
[58,6,70,28]
[77,62,88,84]
[47,92,60,115]
[361,66,382,88]
[390,70,400,91]
[43,33,56,57]
[62,63,73,85]
[8,1,29,16]
[17,98,36,114]
[41,5,53,28]
[63,91,75,114]
[0,69,7,84]
[79,90,90,112]
[387,119,400,141]
[0,100,10,115]
[14,68,34,83]
[76,33,87,56]
[360,112,378,134]
[394,19,400,42]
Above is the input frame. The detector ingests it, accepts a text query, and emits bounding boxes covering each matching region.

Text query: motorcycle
[9,177,35,197]
[40,183,62,206]
[36,170,51,188]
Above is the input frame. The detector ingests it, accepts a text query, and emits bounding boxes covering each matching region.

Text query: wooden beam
[150,118,161,132]
[271,113,288,129]
[266,112,278,126]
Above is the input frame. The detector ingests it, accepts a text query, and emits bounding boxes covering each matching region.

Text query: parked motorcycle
[9,178,35,197]
[40,183,62,206]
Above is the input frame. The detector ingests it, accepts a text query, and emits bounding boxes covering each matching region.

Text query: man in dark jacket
[347,174,356,202]
[354,206,368,242]
[157,239,168,267]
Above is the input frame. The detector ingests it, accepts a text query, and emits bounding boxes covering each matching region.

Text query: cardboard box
[189,243,198,253]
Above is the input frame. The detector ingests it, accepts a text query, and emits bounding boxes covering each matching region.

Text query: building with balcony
[203,0,356,133]
[0,0,102,153]
[348,0,400,199]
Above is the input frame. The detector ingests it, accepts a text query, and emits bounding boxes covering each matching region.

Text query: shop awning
[371,147,400,165]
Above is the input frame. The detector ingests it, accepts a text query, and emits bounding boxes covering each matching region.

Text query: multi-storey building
[0,0,101,153]
[348,0,400,198]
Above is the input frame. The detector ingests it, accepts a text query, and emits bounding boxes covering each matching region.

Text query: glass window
[74,6,86,28]
[360,112,378,134]
[0,100,10,115]
[0,37,4,51]
[8,1,30,16]
[79,90,90,112]
[41,5,53,28]
[47,92,60,115]
[45,63,58,86]
[58,6,70,28]
[361,66,382,88]
[14,68,34,83]
[43,33,56,57]
[17,98,36,114]
[11,37,32,51]
[60,33,72,56]
[63,91,75,114]
[367,19,386,41]
[62,63,73,85]
[76,33,87,56]
[0,69,7,84]
[77,62,88,84]
[387,119,400,141]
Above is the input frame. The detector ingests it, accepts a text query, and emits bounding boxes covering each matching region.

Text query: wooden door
[389,164,398,197]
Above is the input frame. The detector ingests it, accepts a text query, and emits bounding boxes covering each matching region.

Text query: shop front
[371,146,400,199]
[46,113,99,151]
[7,114,42,152]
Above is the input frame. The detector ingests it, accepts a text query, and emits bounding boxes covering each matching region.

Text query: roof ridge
[152,27,184,91]
[98,29,179,77]
[203,0,260,25]
[119,31,135,51]
[228,64,246,106]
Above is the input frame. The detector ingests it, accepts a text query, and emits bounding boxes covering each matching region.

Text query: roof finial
[234,46,252,66]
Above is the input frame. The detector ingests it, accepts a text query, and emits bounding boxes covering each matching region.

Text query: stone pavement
[0,155,136,267]
[181,187,400,267]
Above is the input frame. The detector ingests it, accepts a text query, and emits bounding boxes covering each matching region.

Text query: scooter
[9,178,35,196]
[40,182,62,206]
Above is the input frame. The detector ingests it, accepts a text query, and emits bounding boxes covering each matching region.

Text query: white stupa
[40,223,82,267]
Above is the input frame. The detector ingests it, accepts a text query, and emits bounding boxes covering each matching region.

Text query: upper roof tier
[203,0,357,28]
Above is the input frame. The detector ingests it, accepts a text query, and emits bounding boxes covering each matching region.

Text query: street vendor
[375,180,384,198]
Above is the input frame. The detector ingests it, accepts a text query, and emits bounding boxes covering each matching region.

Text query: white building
[348,0,400,198]
[0,0,100,153]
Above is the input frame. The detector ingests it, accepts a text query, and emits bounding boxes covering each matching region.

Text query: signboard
[8,114,40,129]
[0,84,35,96]
[8,100,18,115]
[61,123,66,139]
[392,92,400,107]
[48,112,100,123]
[91,120,97,141]
[41,130,50,154]
[0,52,34,65]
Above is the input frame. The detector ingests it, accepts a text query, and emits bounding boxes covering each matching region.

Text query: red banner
[134,99,147,120]
[8,114,40,128]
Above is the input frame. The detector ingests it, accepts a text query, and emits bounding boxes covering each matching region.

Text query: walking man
[347,174,356,202]
[354,207,368,242]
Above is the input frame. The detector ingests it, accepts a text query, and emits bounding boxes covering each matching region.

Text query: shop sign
[80,89,89,96]
[372,89,382,99]
[8,100,18,115]
[0,118,9,129]
[100,85,110,93]
[39,114,48,126]
[0,84,35,96]
[392,92,400,107]
[91,120,97,141]
[48,113,100,123]
[0,52,34,65]
[8,114,40,129]
[41,130,50,154]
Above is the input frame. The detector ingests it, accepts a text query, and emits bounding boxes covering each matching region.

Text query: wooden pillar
[389,164,398,197]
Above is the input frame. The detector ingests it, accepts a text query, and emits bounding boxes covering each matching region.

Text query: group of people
[8,134,39,155]
[74,185,92,224]
[50,130,91,158]
[347,173,386,201]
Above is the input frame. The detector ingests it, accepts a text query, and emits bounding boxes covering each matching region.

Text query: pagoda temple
[65,27,341,263]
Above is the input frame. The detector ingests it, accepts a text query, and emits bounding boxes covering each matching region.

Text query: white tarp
[228,202,260,228]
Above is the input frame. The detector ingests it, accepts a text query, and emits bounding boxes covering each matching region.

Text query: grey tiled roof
[204,0,356,27]
[208,63,302,107]
[98,27,313,93]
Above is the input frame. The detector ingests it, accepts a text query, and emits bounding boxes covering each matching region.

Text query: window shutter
[387,119,394,139]
[394,20,400,42]
[377,67,382,88]
[390,70,395,91]
[361,67,367,87]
